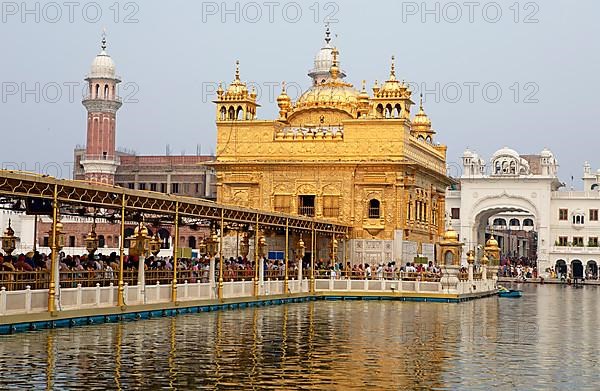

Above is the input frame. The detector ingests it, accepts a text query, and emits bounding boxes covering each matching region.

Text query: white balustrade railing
[0,276,497,317]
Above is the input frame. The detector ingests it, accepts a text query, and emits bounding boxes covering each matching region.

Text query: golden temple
[210,27,451,264]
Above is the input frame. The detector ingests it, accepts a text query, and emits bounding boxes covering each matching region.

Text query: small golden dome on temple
[486,235,499,247]
[358,80,370,101]
[443,227,459,241]
[225,60,250,97]
[412,94,432,127]
[277,82,291,108]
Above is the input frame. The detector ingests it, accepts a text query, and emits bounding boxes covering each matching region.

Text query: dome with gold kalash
[372,56,412,100]
[218,60,257,101]
[412,95,432,128]
[292,46,360,119]
[486,235,499,247]
[442,226,459,242]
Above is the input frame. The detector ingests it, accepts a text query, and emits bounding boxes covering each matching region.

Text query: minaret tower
[80,34,122,184]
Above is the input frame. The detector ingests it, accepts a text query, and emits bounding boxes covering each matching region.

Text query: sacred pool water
[0,284,598,390]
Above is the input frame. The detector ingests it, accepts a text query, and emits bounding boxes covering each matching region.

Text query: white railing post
[329,277,334,290]
[25,286,32,313]
[95,283,101,307]
[109,283,114,305]
[156,281,161,303]
[259,261,265,295]
[0,287,6,315]
[184,281,189,300]
[76,284,82,308]
[209,258,216,299]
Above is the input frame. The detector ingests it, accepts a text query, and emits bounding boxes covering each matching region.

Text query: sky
[1,0,599,187]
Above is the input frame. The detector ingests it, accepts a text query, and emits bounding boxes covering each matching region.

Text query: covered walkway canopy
[0,170,350,235]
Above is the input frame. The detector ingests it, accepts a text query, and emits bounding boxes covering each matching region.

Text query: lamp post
[84,222,99,256]
[330,236,338,263]
[207,227,220,297]
[297,235,305,282]
[1,219,17,257]
[284,218,289,293]
[128,222,151,298]
[198,237,207,256]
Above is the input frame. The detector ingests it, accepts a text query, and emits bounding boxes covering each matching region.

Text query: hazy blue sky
[2,0,598,186]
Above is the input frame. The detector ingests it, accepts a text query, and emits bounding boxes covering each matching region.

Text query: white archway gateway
[446,147,559,268]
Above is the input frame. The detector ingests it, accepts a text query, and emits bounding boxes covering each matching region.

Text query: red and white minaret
[80,35,122,184]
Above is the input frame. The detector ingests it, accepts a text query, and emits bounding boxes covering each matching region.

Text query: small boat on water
[498,286,523,298]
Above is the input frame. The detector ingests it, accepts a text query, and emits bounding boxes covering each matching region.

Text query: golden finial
[419,93,424,110]
[330,47,340,79]
[361,80,366,92]
[235,60,240,81]
[282,80,287,93]
[324,21,331,44]
[390,55,396,80]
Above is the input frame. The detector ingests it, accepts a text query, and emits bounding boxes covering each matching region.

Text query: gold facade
[211,30,451,256]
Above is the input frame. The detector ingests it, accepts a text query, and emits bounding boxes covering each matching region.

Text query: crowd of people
[499,256,538,280]
[6,249,560,290]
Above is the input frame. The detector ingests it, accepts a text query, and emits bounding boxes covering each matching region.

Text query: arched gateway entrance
[448,147,556,267]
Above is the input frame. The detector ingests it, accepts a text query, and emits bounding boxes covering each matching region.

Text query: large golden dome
[293,47,359,118]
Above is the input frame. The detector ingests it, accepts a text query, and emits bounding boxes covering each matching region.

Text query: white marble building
[447,147,600,278]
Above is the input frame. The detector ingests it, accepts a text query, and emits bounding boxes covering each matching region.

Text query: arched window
[220,106,226,120]
[523,219,534,227]
[376,104,384,118]
[509,160,516,174]
[426,136,432,143]
[228,106,235,120]
[98,235,105,248]
[394,104,402,118]
[495,161,501,174]
[493,218,507,227]
[509,218,520,228]
[385,104,393,119]
[236,106,243,120]
[368,199,380,219]
[104,84,109,99]
[188,236,197,249]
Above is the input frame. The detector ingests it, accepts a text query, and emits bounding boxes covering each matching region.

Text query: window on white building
[559,209,568,221]
[557,236,568,246]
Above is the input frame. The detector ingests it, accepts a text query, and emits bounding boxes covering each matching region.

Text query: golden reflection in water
[168,317,177,389]
[214,310,223,387]
[45,330,54,391]
[249,307,259,389]
[16,299,505,389]
[280,305,288,382]
[114,322,123,391]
